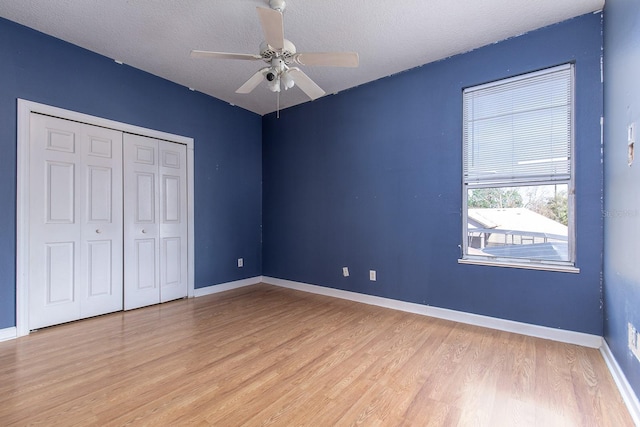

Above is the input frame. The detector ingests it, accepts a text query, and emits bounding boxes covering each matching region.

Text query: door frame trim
[16,99,196,337]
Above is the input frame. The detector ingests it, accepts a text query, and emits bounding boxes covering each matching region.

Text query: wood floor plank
[0,283,633,426]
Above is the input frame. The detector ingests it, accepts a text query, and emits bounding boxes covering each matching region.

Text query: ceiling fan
[190,0,359,102]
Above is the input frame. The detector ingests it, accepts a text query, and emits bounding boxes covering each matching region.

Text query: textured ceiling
[0,0,604,115]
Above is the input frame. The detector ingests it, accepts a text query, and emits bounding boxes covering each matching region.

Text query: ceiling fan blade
[287,68,325,100]
[191,50,263,60]
[236,68,268,94]
[256,7,284,50]
[294,52,359,67]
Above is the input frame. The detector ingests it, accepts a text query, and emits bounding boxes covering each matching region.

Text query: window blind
[463,64,573,186]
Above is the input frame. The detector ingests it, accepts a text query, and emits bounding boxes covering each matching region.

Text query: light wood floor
[0,284,632,426]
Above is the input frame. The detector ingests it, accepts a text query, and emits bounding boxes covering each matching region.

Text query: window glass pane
[466,184,569,261]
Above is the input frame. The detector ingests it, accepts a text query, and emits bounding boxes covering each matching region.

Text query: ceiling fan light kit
[190,0,359,112]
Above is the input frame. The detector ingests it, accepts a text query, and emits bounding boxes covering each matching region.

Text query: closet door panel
[29,115,82,329]
[86,240,112,295]
[29,114,123,329]
[135,239,157,290]
[135,173,156,222]
[87,166,112,222]
[158,141,188,303]
[45,242,76,304]
[124,134,161,310]
[162,237,182,286]
[80,127,123,318]
[46,161,75,223]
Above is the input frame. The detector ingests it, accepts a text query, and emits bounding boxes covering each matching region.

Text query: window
[461,64,576,271]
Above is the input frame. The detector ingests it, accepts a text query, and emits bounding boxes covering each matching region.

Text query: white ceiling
[0,0,604,116]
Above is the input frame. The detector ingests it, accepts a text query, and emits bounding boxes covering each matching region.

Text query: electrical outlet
[237,258,243,268]
[369,270,376,281]
[342,267,349,277]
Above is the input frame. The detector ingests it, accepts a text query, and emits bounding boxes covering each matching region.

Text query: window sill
[458,258,580,273]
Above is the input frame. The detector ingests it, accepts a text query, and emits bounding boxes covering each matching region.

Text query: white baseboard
[601,341,640,426]
[194,276,263,297]
[0,327,17,342]
[262,276,603,348]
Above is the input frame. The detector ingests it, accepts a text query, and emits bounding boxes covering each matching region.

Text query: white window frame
[458,64,579,273]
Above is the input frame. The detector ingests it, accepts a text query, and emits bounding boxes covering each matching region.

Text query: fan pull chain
[277,91,280,119]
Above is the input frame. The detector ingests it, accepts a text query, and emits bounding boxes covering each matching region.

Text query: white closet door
[80,126,123,318]
[29,114,123,329]
[124,135,187,309]
[158,141,188,303]
[124,134,161,310]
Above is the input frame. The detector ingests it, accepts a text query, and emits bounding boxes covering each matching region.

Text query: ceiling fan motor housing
[260,40,296,65]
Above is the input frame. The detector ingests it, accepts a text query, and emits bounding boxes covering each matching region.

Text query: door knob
[141,229,147,234]
[96,229,102,234]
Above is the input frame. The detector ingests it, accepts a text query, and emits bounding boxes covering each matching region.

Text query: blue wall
[603,0,640,400]
[0,18,263,329]
[0,13,609,338]
[263,13,604,334]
